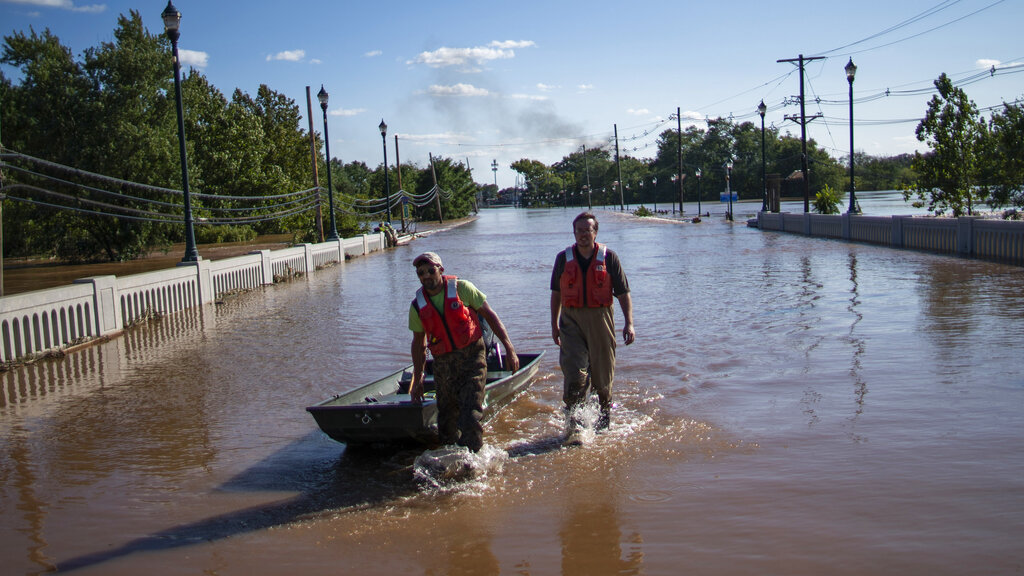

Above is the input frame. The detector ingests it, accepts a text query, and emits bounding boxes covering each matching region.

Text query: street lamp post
[724,160,734,221]
[316,86,339,240]
[161,1,199,262]
[695,168,702,216]
[652,177,657,213]
[667,175,675,213]
[379,119,392,225]
[846,58,859,214]
[758,99,768,212]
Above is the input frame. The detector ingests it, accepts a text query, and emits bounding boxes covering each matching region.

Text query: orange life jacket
[559,243,613,308]
[414,275,482,356]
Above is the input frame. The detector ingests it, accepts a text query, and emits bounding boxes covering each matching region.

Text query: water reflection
[56,434,420,572]
[560,496,643,575]
[0,306,214,410]
[845,252,868,442]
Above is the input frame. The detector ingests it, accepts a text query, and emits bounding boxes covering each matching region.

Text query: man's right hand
[409,379,424,404]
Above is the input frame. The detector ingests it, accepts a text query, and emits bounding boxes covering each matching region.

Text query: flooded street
[2,204,1024,575]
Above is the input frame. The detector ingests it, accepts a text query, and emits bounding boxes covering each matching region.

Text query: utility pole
[395,135,406,232]
[614,124,624,210]
[777,54,823,213]
[428,152,443,224]
[491,159,498,208]
[304,87,324,242]
[466,156,478,213]
[582,144,592,210]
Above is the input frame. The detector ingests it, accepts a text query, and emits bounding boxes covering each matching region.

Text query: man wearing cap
[550,212,634,443]
[409,252,519,452]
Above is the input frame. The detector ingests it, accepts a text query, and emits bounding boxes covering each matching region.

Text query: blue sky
[2,0,1022,189]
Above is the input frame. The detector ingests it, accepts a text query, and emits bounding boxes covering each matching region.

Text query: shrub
[813,184,842,214]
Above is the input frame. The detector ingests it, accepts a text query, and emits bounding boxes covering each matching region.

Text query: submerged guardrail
[0,233,385,366]
[755,212,1024,267]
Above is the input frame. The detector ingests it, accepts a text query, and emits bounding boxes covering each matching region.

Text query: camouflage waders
[432,338,488,452]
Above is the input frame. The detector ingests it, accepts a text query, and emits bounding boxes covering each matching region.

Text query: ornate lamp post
[724,160,734,221]
[846,58,860,214]
[652,177,658,213]
[316,86,339,240]
[379,120,393,225]
[667,175,675,213]
[161,1,199,262]
[758,99,768,212]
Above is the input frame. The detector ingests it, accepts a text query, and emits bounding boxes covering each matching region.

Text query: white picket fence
[0,233,384,364]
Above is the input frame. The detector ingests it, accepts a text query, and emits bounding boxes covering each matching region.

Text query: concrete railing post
[891,216,906,248]
[249,250,274,285]
[73,275,123,336]
[302,243,315,274]
[957,216,975,256]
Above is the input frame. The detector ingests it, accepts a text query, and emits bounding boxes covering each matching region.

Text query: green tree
[511,158,551,206]
[904,73,988,216]
[856,153,917,192]
[2,12,182,261]
[409,157,476,220]
[984,101,1024,213]
[231,85,315,235]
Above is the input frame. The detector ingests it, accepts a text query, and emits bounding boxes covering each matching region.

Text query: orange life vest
[414,275,483,356]
[559,243,613,308]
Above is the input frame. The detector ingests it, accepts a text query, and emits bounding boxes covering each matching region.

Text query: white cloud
[179,49,208,68]
[627,108,650,116]
[536,83,558,92]
[577,84,594,93]
[330,108,365,117]
[3,0,105,12]
[364,50,382,58]
[427,83,490,97]
[409,40,535,70]
[266,49,305,62]
[489,40,535,49]
[977,59,1000,68]
[310,58,322,65]
[509,93,548,101]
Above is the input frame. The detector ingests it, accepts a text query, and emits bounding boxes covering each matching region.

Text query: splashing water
[412,444,509,488]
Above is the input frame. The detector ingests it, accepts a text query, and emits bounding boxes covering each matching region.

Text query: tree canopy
[0,12,479,261]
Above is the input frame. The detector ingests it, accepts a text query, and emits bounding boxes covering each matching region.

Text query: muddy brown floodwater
[2,202,1023,575]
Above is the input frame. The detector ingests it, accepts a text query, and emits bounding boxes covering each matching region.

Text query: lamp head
[162,1,181,36]
[379,119,387,137]
[757,99,767,118]
[316,85,329,110]
[845,58,857,83]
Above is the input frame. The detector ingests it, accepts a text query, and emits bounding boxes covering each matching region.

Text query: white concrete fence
[756,212,1024,267]
[0,233,385,365]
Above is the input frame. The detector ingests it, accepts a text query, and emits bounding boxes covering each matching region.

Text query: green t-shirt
[408,278,486,333]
